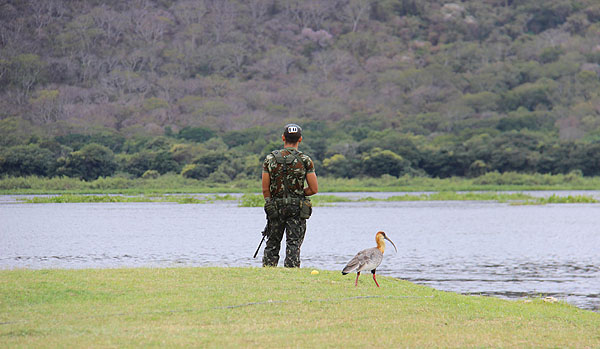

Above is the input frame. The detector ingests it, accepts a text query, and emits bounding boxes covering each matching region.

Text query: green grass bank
[13,192,599,206]
[2,171,600,195]
[1,267,598,348]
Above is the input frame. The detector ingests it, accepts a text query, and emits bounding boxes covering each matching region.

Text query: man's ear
[298,136,302,143]
[282,134,286,142]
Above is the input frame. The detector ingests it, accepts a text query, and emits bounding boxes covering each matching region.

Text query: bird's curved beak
[385,236,398,253]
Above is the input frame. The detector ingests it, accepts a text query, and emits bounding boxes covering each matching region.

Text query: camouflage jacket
[263,148,315,198]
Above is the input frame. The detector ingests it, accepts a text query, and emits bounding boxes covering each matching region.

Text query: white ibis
[342,231,397,287]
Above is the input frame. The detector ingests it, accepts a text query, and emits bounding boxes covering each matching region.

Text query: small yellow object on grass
[311,270,319,275]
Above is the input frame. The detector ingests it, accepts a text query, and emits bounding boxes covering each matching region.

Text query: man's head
[283,123,302,144]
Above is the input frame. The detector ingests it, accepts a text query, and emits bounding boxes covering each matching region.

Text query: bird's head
[376,231,397,253]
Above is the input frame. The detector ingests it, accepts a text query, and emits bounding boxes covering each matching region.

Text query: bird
[342,231,397,287]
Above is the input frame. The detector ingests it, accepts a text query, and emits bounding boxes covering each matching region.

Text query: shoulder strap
[287,149,307,171]
[271,150,284,164]
[272,149,305,167]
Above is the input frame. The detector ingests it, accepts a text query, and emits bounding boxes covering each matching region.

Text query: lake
[1,193,599,312]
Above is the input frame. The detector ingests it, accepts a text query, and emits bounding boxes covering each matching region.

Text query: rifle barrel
[253,234,266,258]
[253,221,270,258]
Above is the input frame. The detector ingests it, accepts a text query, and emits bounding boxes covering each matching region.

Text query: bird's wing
[342,247,380,274]
[361,248,384,271]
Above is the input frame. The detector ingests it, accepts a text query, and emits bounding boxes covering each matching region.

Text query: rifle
[253,221,270,258]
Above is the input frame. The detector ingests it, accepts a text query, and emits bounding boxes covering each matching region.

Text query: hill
[1,0,600,180]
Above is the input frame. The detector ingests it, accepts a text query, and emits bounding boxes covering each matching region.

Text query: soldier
[262,123,318,267]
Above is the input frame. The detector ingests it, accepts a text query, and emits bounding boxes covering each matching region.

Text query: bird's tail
[342,259,359,275]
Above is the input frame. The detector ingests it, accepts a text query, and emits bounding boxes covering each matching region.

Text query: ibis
[342,231,397,287]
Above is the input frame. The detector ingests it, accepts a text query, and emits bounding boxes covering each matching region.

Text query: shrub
[55,143,117,181]
[0,144,55,177]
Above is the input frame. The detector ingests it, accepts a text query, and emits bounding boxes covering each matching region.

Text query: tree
[420,145,471,178]
[152,151,180,174]
[362,147,408,177]
[170,0,208,26]
[245,0,270,33]
[0,57,9,90]
[253,47,297,77]
[29,89,63,124]
[336,32,378,62]
[537,141,580,174]
[124,151,154,177]
[8,54,47,103]
[178,126,215,142]
[0,117,34,147]
[340,0,372,32]
[222,127,263,148]
[578,142,600,176]
[181,164,207,179]
[0,144,55,177]
[131,6,174,45]
[488,132,542,173]
[502,79,557,111]
[461,91,500,113]
[206,0,237,44]
[281,0,334,29]
[323,154,355,178]
[520,0,574,34]
[57,143,117,181]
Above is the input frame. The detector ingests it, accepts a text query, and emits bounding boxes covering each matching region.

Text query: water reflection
[1,196,599,312]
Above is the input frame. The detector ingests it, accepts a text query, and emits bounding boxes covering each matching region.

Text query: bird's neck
[376,236,385,254]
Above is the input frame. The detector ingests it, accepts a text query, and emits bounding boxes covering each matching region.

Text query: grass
[0,174,258,195]
[528,194,599,204]
[13,191,599,206]
[3,171,600,195]
[0,267,598,347]
[384,192,598,204]
[253,192,598,207]
[239,193,266,207]
[382,191,534,202]
[17,194,238,204]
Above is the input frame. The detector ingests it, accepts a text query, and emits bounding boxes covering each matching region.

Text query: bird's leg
[354,271,360,286]
[371,269,380,288]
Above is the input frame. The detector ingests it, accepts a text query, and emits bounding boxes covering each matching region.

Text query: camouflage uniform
[262,147,315,268]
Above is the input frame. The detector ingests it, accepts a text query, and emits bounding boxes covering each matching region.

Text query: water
[1,194,599,311]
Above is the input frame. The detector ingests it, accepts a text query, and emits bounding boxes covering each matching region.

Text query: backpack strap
[272,149,307,169]
[272,150,295,165]
[288,149,308,171]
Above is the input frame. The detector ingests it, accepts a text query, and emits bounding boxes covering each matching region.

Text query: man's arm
[304,172,318,196]
[262,172,271,199]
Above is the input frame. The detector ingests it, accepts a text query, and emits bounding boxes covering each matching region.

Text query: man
[262,123,318,268]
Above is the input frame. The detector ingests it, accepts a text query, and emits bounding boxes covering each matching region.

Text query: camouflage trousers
[262,215,306,268]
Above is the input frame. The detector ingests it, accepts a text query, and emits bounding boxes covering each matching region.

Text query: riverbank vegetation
[18,193,236,205]
[3,171,600,195]
[1,267,598,347]
[243,191,600,206]
[14,191,598,206]
[2,1,600,184]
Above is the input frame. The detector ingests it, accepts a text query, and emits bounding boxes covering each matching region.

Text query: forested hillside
[1,0,600,181]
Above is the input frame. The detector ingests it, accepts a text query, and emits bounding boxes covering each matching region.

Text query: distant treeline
[1,124,600,181]
[1,0,600,181]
